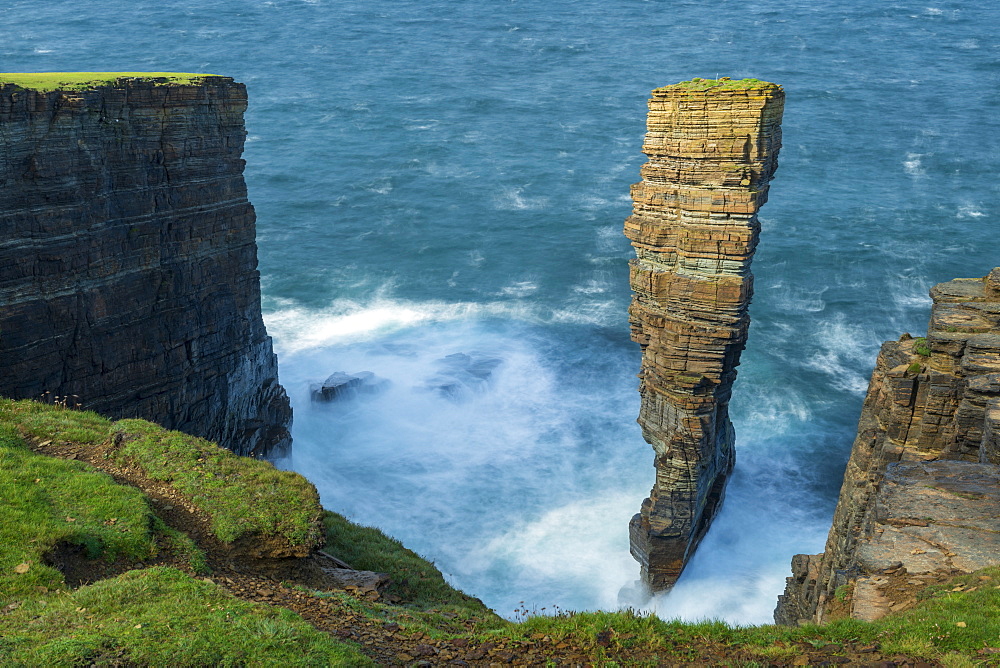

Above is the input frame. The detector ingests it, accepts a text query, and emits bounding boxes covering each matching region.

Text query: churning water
[5,0,997,624]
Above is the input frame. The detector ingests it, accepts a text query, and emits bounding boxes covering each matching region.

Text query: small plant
[834,584,852,602]
[38,391,82,409]
[907,362,922,375]
[913,337,931,357]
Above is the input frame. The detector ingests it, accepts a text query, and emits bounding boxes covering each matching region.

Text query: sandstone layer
[776,269,1000,625]
[0,75,291,457]
[624,79,784,591]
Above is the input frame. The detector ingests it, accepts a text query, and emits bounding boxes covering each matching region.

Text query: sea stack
[776,269,1000,625]
[0,74,291,457]
[624,78,784,591]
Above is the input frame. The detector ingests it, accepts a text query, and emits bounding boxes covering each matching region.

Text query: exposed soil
[27,436,941,667]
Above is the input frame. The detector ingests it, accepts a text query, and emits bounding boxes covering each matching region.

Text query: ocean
[4,0,997,624]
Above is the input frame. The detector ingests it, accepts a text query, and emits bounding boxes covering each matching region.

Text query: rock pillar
[624,78,784,591]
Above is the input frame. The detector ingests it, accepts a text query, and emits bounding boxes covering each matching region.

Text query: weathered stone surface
[624,79,784,591]
[776,269,1000,625]
[0,76,291,457]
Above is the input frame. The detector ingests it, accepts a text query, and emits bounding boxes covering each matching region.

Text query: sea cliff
[0,74,291,457]
[624,78,784,591]
[776,269,1000,625]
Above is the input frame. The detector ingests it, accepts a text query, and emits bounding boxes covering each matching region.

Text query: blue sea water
[4,0,997,624]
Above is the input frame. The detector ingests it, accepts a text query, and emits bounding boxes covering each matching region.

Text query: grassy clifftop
[2,399,998,666]
[0,72,222,91]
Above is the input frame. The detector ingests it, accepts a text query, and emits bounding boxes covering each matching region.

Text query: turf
[658,77,781,93]
[111,419,324,548]
[0,72,221,91]
[322,511,494,614]
[0,421,157,600]
[0,567,373,667]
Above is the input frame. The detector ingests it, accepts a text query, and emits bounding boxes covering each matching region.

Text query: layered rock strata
[624,79,784,591]
[0,75,291,457]
[776,269,1000,625]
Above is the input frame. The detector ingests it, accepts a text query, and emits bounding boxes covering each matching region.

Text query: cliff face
[776,269,1000,625]
[624,79,784,591]
[0,75,291,457]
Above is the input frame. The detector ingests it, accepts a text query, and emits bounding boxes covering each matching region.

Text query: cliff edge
[776,269,1000,625]
[624,78,784,591]
[0,73,291,457]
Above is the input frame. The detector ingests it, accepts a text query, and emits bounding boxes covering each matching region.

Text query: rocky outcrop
[0,75,291,457]
[624,78,784,591]
[776,269,1000,625]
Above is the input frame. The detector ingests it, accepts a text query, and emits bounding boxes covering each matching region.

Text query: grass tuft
[322,511,493,614]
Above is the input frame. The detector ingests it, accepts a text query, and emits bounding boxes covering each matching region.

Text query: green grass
[8,399,110,445]
[0,567,373,667]
[0,72,220,91]
[0,400,324,550]
[111,419,324,548]
[880,566,1000,656]
[322,511,494,615]
[659,77,781,93]
[155,517,210,575]
[913,337,932,356]
[0,422,157,601]
[492,567,1000,664]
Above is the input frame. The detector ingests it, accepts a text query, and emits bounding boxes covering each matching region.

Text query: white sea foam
[596,225,626,252]
[496,281,539,298]
[957,204,986,218]
[362,176,393,195]
[273,305,650,615]
[404,119,440,131]
[903,153,924,176]
[551,299,617,325]
[265,298,537,353]
[267,291,836,624]
[572,279,609,295]
[803,314,882,394]
[494,185,549,210]
[767,284,828,313]
[470,492,643,614]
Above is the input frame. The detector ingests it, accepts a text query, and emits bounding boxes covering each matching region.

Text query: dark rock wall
[776,269,1000,625]
[0,77,291,457]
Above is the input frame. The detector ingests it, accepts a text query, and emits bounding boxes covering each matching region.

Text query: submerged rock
[310,371,389,402]
[423,352,503,401]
